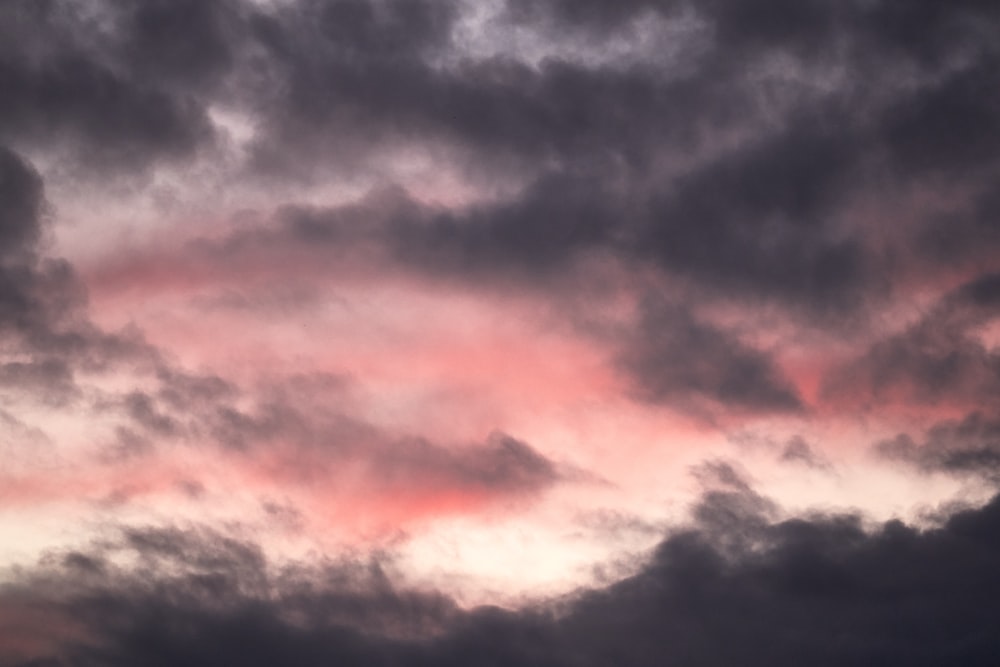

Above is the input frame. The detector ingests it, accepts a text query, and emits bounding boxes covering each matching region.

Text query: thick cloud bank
[4,485,1000,666]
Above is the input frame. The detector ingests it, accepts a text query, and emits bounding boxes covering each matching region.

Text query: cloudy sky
[1,0,1000,664]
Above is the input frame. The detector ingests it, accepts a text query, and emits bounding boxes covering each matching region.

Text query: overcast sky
[1,1,1000,664]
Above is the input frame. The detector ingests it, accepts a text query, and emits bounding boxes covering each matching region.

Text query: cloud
[0,146,161,417]
[618,300,803,416]
[878,411,1000,483]
[822,272,1000,411]
[25,0,990,326]
[0,522,457,664]
[0,147,93,372]
[116,0,240,91]
[2,1,1000,663]
[0,1,220,172]
[639,117,872,314]
[187,396,567,516]
[881,60,1000,179]
[0,147,44,256]
[5,487,1000,666]
[780,436,831,470]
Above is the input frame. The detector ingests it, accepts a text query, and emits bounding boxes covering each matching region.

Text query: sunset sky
[2,1,1000,664]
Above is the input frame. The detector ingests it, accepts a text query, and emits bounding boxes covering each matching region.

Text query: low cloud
[5,486,1000,666]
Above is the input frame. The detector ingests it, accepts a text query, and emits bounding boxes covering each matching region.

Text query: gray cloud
[2,0,997,319]
[2,2,1000,664]
[98,367,567,503]
[878,411,1000,483]
[206,400,565,499]
[6,487,1000,666]
[639,117,873,315]
[780,436,832,470]
[618,300,803,415]
[0,146,161,415]
[0,1,220,171]
[822,272,1000,410]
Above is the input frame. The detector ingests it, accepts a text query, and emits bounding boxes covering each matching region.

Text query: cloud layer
[5,483,1000,666]
[1,0,999,664]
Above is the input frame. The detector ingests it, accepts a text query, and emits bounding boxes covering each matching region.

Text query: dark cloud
[229,2,998,292]
[307,0,456,58]
[231,0,998,333]
[0,359,77,407]
[858,0,1000,67]
[98,367,566,503]
[172,174,625,299]
[881,61,1000,179]
[510,0,1000,70]
[0,146,160,415]
[3,0,995,493]
[504,0,673,33]
[122,391,181,438]
[916,184,1000,268]
[0,151,88,408]
[154,367,237,412]
[2,2,1000,663]
[822,272,1000,410]
[382,432,562,496]
[208,398,565,498]
[640,118,873,314]
[959,271,1000,309]
[119,0,240,90]
[0,146,43,257]
[619,301,803,415]
[1,0,993,320]
[1,0,996,184]
[7,487,1000,666]
[0,0,220,172]
[878,411,1000,483]
[198,195,816,415]
[245,0,469,174]
[0,523,458,664]
[0,149,89,334]
[709,0,842,55]
[780,436,832,470]
[388,172,623,280]
[251,48,692,181]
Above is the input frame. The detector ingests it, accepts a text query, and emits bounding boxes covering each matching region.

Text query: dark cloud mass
[0,146,142,372]
[879,411,1000,482]
[3,0,1000,664]
[641,118,872,314]
[823,272,1000,410]
[0,1,219,169]
[5,488,1000,666]
[620,300,803,415]
[3,0,997,307]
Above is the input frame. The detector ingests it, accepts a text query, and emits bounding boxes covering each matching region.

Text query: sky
[1,0,1000,664]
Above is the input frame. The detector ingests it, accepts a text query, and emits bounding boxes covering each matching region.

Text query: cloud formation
[1,0,1000,664]
[5,484,1000,666]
